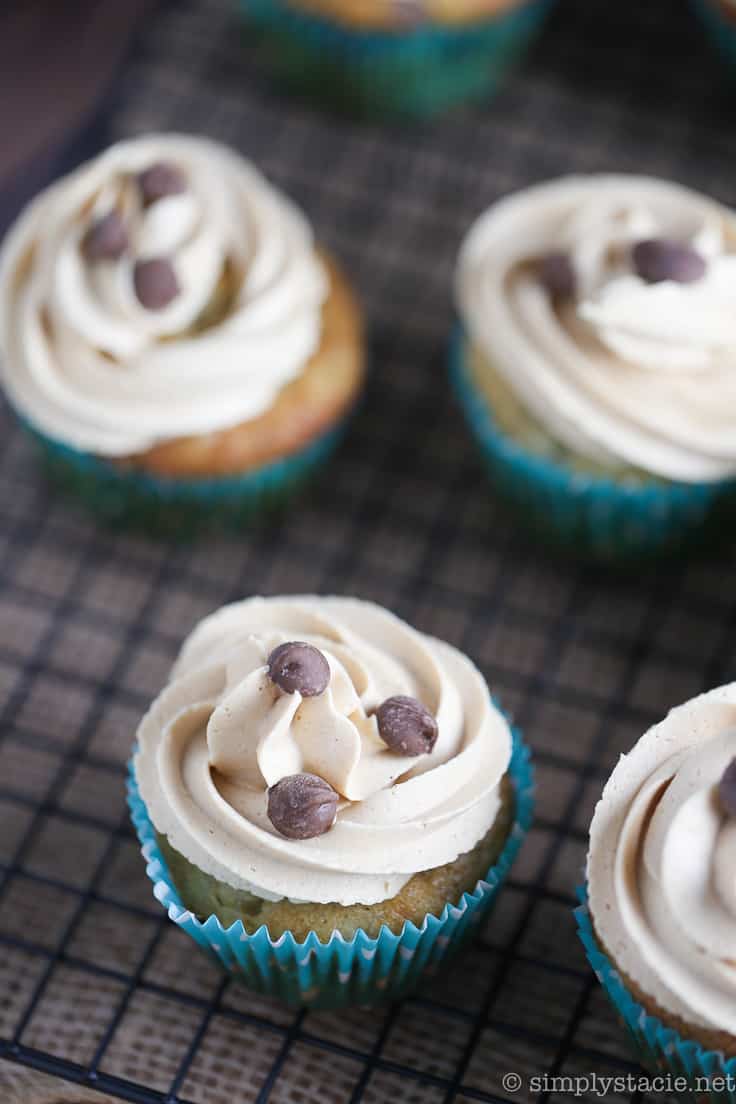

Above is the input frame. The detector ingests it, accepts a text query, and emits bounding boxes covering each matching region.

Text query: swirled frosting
[456,175,736,482]
[0,134,328,457]
[134,596,511,906]
[588,684,736,1035]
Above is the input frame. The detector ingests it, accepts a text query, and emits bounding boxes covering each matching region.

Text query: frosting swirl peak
[135,596,511,906]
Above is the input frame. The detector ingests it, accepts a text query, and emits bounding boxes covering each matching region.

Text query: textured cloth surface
[1,0,735,1101]
[0,1058,121,1102]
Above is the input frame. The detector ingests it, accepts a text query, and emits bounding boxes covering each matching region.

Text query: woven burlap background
[1,0,734,1101]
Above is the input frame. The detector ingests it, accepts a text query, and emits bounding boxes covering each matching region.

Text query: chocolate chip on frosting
[267,641,330,697]
[133,257,180,310]
[718,757,736,817]
[267,773,339,839]
[82,211,128,261]
[376,695,438,757]
[632,238,706,285]
[536,251,576,300]
[138,161,187,206]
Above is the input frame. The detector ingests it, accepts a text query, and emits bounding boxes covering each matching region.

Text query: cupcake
[129,595,533,1008]
[241,0,554,121]
[693,0,736,70]
[577,684,736,1099]
[0,134,364,532]
[453,175,736,563]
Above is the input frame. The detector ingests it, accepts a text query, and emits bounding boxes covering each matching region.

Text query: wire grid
[0,0,735,1101]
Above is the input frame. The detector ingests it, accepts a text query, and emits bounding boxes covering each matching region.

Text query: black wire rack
[1,0,735,1101]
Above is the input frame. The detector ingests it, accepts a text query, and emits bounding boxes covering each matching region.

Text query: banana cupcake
[453,174,736,562]
[577,684,736,1100]
[241,0,553,120]
[0,134,364,532]
[129,595,533,1007]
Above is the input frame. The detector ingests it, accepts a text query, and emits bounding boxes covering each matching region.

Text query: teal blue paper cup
[22,416,349,536]
[128,730,533,1009]
[576,887,736,1104]
[241,0,553,121]
[692,1,736,69]
[450,327,736,564]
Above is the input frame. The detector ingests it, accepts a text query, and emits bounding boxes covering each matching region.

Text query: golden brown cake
[292,0,530,29]
[131,254,364,478]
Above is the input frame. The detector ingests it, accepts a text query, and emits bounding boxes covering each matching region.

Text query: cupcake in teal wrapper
[693,0,736,70]
[453,175,736,563]
[241,0,554,121]
[130,595,533,1008]
[0,134,365,533]
[577,683,736,1101]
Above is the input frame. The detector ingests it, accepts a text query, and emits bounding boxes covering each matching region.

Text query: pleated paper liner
[576,887,736,1104]
[128,729,534,1009]
[450,326,736,564]
[23,416,349,536]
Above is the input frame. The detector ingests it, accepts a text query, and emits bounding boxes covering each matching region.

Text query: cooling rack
[0,0,734,1100]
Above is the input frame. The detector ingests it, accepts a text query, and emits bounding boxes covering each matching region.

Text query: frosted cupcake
[577,684,736,1098]
[129,595,533,1007]
[241,0,554,120]
[453,175,736,562]
[0,134,364,531]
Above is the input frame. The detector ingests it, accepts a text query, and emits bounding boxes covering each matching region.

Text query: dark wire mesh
[0,0,734,1101]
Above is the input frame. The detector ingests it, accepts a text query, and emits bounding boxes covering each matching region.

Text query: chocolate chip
[267,773,338,839]
[267,641,330,698]
[138,161,187,206]
[719,758,736,817]
[375,695,438,757]
[133,257,180,310]
[82,211,128,261]
[536,251,576,300]
[632,239,706,285]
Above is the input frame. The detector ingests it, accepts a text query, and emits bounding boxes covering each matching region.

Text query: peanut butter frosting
[134,596,512,907]
[456,175,736,482]
[0,134,327,458]
[588,683,736,1036]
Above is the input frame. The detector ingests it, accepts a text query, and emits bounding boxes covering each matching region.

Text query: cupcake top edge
[134,595,512,908]
[587,681,736,1036]
[284,0,529,29]
[0,132,329,458]
[455,173,736,484]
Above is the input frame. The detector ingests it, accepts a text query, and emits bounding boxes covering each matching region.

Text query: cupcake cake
[129,595,533,1007]
[242,0,553,120]
[0,134,364,531]
[453,175,736,562]
[577,684,736,1097]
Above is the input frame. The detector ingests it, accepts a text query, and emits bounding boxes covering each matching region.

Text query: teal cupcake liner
[450,327,736,563]
[22,416,349,536]
[692,0,736,69]
[241,0,553,120]
[576,887,736,1104]
[127,729,533,1009]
